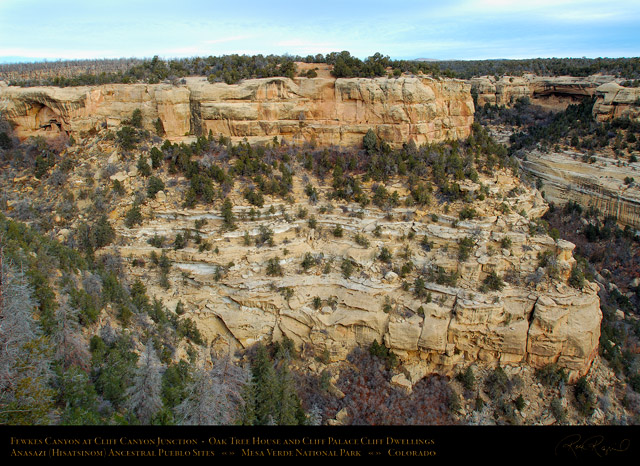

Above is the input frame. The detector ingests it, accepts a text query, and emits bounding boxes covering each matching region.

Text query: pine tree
[250,344,279,425]
[240,343,307,425]
[275,362,306,425]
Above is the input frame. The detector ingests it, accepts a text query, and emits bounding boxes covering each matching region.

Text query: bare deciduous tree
[175,355,249,425]
[0,253,55,424]
[125,342,164,424]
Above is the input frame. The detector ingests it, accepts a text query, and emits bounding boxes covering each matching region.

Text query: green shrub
[147,176,165,198]
[378,247,392,263]
[458,237,474,261]
[124,204,143,228]
[535,364,568,388]
[341,258,355,279]
[481,271,505,292]
[266,257,283,276]
[368,340,398,369]
[456,366,475,390]
[574,376,596,417]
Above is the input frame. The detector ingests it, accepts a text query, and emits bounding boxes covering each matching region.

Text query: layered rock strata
[593,82,640,122]
[520,149,640,229]
[0,75,474,147]
[110,166,600,383]
[470,74,633,118]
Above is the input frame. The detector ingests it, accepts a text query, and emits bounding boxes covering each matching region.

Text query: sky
[0,0,638,63]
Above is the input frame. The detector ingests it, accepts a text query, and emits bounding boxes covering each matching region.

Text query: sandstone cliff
[470,74,629,116]
[593,81,640,122]
[521,149,640,229]
[93,154,600,384]
[0,75,474,147]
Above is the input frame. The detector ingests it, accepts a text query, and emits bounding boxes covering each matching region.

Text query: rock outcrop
[0,75,475,147]
[470,74,625,114]
[520,149,640,229]
[105,160,601,383]
[593,82,640,122]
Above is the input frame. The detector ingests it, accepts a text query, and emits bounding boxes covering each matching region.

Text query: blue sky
[0,0,638,63]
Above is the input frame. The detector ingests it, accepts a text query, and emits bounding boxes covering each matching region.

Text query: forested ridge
[2,52,639,87]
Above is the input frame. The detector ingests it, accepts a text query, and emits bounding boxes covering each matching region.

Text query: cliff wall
[0,75,475,147]
[521,149,640,229]
[470,74,638,119]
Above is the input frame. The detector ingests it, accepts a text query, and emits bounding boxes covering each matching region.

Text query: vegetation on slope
[1,98,638,427]
[5,53,638,88]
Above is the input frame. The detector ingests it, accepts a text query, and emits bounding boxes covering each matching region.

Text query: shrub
[456,366,475,390]
[220,198,236,230]
[368,340,398,370]
[458,237,474,261]
[130,108,143,128]
[354,233,370,247]
[485,366,510,399]
[137,155,152,177]
[255,225,274,247]
[147,176,165,198]
[550,398,567,423]
[341,258,355,279]
[150,146,164,168]
[124,204,143,228]
[535,364,568,388]
[459,206,477,220]
[301,252,317,271]
[378,247,392,263]
[481,271,505,292]
[116,125,138,150]
[568,264,585,289]
[266,257,283,276]
[574,376,596,417]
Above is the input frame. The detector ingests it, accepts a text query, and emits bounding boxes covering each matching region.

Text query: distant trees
[4,54,640,88]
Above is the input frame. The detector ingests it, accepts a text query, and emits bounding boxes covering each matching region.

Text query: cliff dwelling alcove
[21,101,69,137]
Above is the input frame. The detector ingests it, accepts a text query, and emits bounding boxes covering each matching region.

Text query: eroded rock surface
[0,75,474,147]
[470,74,634,117]
[111,165,600,383]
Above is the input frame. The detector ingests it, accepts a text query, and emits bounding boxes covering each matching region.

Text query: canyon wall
[471,75,640,230]
[0,75,475,147]
[470,74,640,119]
[521,149,640,230]
[101,158,600,382]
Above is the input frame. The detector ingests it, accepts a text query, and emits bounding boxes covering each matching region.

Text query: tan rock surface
[108,165,601,382]
[521,148,640,229]
[0,75,475,147]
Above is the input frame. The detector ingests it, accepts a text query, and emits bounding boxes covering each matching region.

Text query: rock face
[520,149,640,229]
[470,74,626,114]
[593,82,640,122]
[0,75,475,147]
[109,163,600,383]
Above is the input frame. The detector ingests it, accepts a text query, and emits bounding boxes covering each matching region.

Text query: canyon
[3,70,638,386]
[470,74,640,230]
